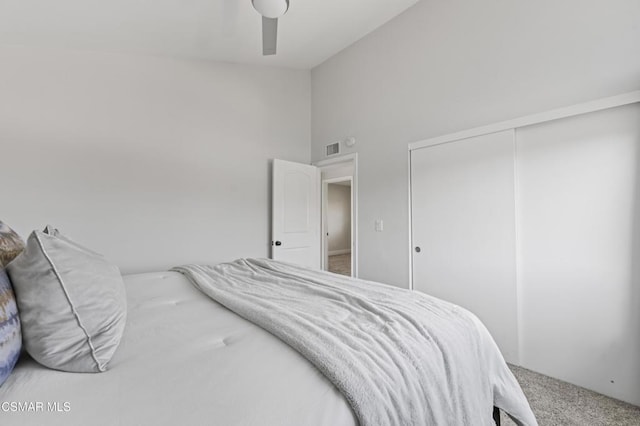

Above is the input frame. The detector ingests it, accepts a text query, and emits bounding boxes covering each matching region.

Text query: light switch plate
[375,220,383,232]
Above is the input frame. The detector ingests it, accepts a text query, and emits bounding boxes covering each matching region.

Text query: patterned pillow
[0,220,23,387]
[0,221,24,268]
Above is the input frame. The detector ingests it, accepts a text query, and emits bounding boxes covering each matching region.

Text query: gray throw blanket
[172,259,537,426]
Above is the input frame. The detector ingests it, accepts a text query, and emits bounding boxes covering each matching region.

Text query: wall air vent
[326,142,340,157]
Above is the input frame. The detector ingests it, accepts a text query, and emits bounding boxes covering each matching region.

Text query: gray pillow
[7,226,126,373]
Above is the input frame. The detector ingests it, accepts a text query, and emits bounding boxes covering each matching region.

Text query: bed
[0,224,536,426]
[1,269,356,426]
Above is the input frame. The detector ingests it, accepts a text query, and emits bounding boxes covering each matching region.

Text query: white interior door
[411,130,518,363]
[272,159,320,269]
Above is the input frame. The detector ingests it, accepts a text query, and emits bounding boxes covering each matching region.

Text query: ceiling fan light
[252,0,289,19]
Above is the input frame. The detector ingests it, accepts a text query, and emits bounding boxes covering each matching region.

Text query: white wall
[0,46,311,274]
[327,183,351,254]
[311,0,640,287]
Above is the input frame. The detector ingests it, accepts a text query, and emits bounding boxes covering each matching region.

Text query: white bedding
[176,259,536,426]
[0,271,356,426]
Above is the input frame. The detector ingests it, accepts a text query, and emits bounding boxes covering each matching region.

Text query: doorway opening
[315,154,358,278]
[325,178,352,276]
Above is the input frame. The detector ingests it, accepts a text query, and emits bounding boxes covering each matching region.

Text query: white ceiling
[0,0,419,69]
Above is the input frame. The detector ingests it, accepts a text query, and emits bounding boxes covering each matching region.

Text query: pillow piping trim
[33,233,105,372]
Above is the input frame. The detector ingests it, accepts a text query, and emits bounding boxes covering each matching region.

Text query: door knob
[275,241,282,246]
[415,246,421,253]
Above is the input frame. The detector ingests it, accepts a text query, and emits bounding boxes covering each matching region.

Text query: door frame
[314,153,358,278]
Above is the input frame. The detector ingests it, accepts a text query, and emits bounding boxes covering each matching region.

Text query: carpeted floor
[502,365,640,425]
[328,253,351,276]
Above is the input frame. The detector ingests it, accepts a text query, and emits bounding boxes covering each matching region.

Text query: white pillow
[7,226,126,373]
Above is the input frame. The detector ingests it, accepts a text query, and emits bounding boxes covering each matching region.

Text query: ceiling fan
[251,0,289,55]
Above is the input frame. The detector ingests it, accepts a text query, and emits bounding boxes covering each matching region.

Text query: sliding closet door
[517,103,640,405]
[411,130,518,363]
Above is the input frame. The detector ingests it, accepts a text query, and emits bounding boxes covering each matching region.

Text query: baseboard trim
[329,249,351,256]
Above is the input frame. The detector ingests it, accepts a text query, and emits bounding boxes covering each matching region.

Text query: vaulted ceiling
[0,0,419,68]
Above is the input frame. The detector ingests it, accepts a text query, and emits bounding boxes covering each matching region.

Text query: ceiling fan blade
[262,17,278,56]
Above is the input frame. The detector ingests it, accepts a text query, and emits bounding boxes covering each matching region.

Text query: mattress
[0,271,356,426]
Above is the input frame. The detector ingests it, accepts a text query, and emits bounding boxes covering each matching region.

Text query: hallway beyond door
[328,253,351,276]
